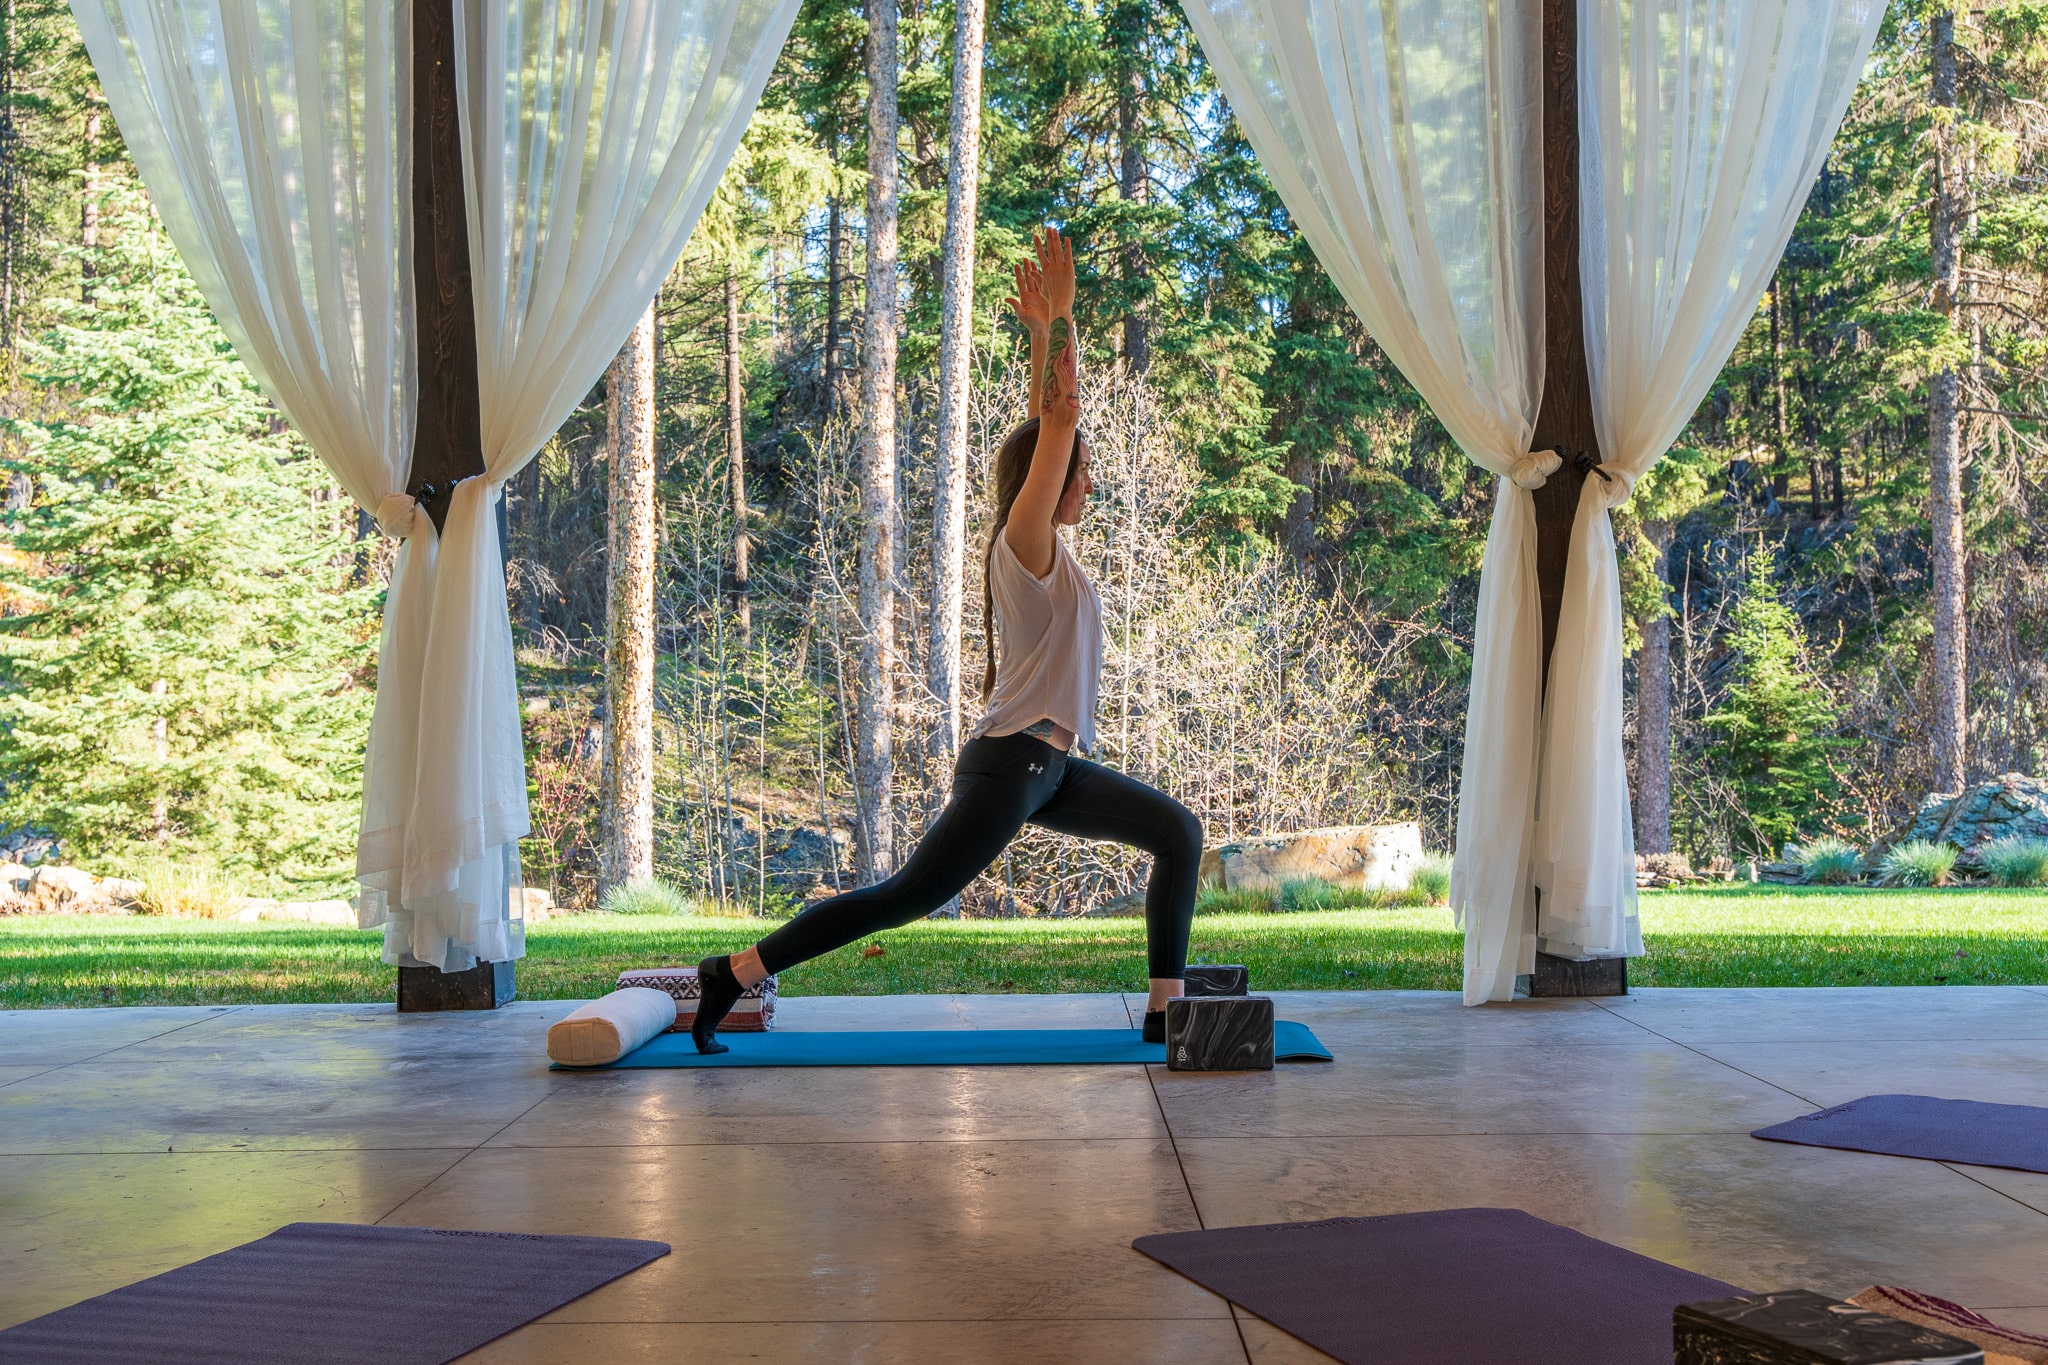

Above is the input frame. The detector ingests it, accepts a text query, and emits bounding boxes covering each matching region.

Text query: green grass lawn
[3,884,2045,1008]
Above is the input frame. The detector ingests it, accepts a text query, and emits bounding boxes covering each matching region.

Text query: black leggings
[755,731,1202,980]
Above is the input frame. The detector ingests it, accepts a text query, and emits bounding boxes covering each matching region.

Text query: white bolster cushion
[546,988,677,1066]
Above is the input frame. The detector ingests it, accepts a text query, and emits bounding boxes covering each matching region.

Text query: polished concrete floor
[3,986,2047,1362]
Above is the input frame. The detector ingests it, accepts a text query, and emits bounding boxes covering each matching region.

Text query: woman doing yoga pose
[688,228,1203,1052]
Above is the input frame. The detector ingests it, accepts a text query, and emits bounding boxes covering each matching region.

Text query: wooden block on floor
[397,961,515,1012]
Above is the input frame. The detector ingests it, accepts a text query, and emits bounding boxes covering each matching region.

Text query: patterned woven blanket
[616,966,778,1033]
[1851,1285,2048,1364]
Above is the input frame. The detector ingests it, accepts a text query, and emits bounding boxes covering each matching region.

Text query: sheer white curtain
[69,0,448,947]
[70,0,413,515]
[1544,0,1885,960]
[1182,0,1552,1003]
[354,0,802,967]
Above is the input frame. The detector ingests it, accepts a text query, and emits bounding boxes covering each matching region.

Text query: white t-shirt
[970,531,1103,752]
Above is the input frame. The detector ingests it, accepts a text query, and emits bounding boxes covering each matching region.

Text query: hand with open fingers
[1008,259,1049,337]
[1035,227,1076,321]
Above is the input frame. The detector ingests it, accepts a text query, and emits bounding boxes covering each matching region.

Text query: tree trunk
[927,0,985,802]
[726,272,751,646]
[1789,271,1821,518]
[1276,267,1317,565]
[856,0,901,882]
[1279,444,1314,565]
[0,0,17,342]
[601,304,657,893]
[1769,276,1789,503]
[825,193,845,417]
[1115,1,1149,372]
[1928,9,1967,795]
[1633,522,1674,855]
[150,676,168,844]
[80,100,99,298]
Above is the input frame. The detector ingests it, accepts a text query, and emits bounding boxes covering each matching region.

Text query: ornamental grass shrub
[1977,836,2048,888]
[1796,836,1865,885]
[1879,840,1959,888]
[1410,852,1453,904]
[599,876,699,916]
[128,857,235,919]
[1195,886,1278,915]
[1278,877,1352,912]
[1271,878,1434,912]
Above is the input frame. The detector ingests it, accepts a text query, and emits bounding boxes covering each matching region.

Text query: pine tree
[1704,548,1843,856]
[0,178,376,887]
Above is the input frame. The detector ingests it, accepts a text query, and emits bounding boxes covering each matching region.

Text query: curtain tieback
[375,493,423,539]
[1592,463,1636,509]
[1510,449,1562,490]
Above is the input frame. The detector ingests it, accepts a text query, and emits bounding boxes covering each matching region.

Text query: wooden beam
[1530,0,1595,665]
[399,0,508,1010]
[1528,0,1626,998]
[409,0,485,535]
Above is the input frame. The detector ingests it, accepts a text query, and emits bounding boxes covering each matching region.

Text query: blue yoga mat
[556,1020,1332,1069]
[1753,1092,2048,1173]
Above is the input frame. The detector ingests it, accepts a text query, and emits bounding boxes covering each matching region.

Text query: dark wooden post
[395,0,512,1011]
[1527,0,1625,998]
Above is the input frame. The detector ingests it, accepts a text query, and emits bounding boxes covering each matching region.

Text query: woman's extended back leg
[751,748,1054,975]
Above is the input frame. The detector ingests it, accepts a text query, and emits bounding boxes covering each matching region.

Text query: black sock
[692,955,744,1054]
[1142,1008,1166,1044]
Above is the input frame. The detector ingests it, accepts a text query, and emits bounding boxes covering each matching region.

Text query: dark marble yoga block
[1182,964,1249,997]
[1675,1291,1984,1364]
[1165,994,1273,1071]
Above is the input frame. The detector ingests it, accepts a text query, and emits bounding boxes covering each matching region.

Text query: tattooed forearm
[1041,315,1071,408]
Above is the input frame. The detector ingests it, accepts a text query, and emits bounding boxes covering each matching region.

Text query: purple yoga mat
[1134,1208,1744,1365]
[1754,1092,2048,1173]
[0,1222,669,1365]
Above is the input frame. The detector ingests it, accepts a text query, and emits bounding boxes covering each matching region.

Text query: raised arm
[1008,257,1049,420]
[1004,229,1079,577]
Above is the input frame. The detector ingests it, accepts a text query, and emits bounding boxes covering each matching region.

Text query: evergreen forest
[2,0,2045,914]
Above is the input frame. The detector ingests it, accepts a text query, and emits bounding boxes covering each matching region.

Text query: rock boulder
[1885,773,2048,871]
[29,865,101,910]
[97,877,146,907]
[720,823,851,896]
[1635,852,1698,888]
[1199,822,1425,893]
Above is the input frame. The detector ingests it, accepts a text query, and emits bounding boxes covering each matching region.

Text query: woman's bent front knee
[1165,800,1204,866]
